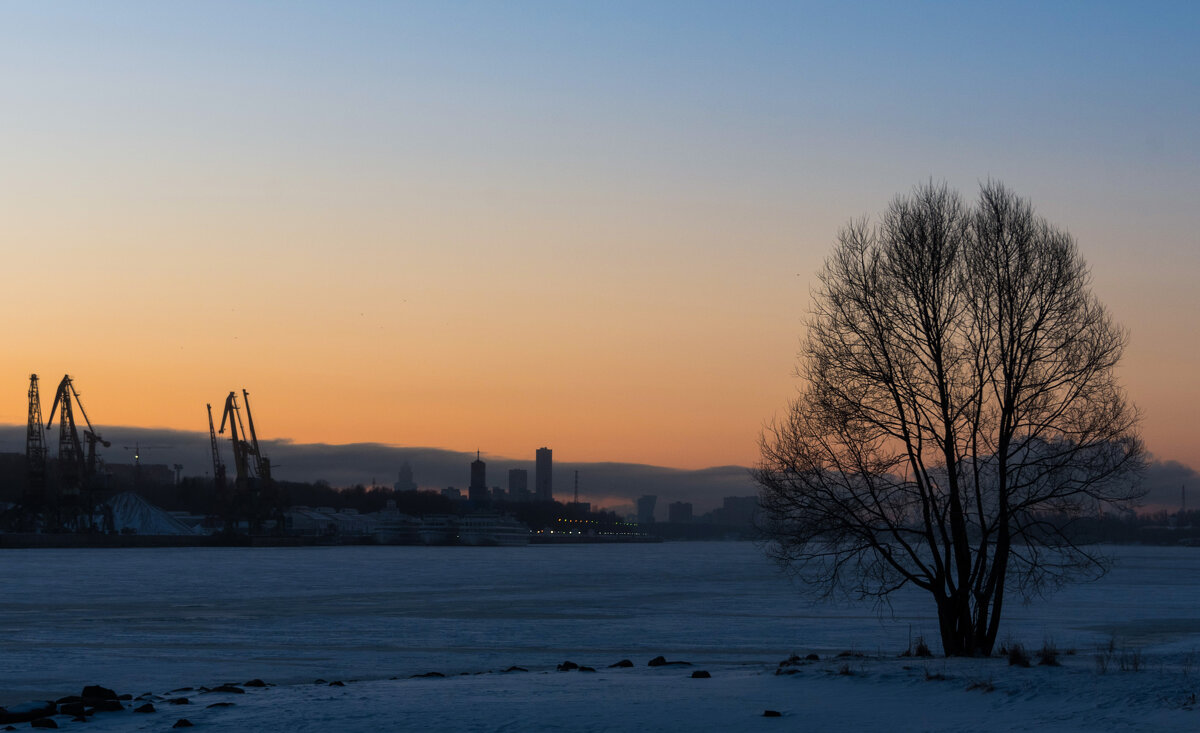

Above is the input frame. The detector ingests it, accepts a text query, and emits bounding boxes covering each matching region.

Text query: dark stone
[59,702,86,717]
[648,656,692,667]
[3,726,13,731]
[691,670,711,678]
[243,679,267,687]
[206,702,235,709]
[170,687,194,693]
[410,672,444,679]
[805,653,820,661]
[81,685,117,701]
[134,703,156,713]
[503,666,528,673]
[556,661,579,672]
[0,701,55,724]
[71,717,87,723]
[328,681,344,687]
[210,684,244,694]
[578,666,596,673]
[609,659,634,668]
[173,719,194,728]
[88,700,125,713]
[54,696,82,705]
[763,710,783,717]
[167,698,190,705]
[30,719,57,729]
[774,668,800,676]
[117,694,132,701]
[313,679,326,685]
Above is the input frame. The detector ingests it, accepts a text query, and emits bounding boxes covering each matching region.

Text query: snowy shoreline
[5,650,1199,732]
[6,544,1200,731]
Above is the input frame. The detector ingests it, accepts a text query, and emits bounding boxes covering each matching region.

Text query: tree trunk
[936,593,992,657]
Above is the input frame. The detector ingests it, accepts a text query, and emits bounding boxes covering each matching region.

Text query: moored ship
[456,514,530,546]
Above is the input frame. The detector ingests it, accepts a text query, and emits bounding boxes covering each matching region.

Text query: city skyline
[1,3,1197,474]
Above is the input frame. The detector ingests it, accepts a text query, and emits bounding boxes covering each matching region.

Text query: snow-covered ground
[2,543,1198,730]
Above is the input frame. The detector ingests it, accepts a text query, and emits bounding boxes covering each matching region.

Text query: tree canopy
[755,181,1144,656]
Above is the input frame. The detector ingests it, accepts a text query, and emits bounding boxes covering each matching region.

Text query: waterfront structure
[457,515,531,546]
[535,447,553,502]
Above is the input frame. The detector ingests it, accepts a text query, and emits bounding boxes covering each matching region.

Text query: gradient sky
[1,1,1197,473]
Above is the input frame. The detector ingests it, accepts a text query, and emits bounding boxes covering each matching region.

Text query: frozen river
[3,542,1199,706]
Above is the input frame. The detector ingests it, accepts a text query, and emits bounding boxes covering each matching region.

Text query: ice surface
[2,543,1199,730]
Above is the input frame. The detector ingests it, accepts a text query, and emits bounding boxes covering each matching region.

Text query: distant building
[535,447,553,502]
[469,452,488,504]
[721,496,758,526]
[442,487,462,501]
[637,495,657,524]
[492,486,506,502]
[668,501,693,523]
[394,461,417,492]
[508,468,530,503]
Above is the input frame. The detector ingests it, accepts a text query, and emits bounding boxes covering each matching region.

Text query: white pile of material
[105,492,195,535]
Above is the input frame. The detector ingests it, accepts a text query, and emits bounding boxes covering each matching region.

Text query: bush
[902,635,933,658]
[1007,643,1031,668]
[1038,639,1061,667]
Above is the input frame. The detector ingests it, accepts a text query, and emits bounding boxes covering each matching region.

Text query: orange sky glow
[1,3,1197,474]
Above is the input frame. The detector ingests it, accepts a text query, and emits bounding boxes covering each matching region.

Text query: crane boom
[242,389,271,481]
[207,403,226,486]
[219,391,251,483]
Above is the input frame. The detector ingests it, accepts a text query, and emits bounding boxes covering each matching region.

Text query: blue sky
[1,1,1196,470]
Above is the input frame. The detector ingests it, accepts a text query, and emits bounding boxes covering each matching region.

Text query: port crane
[217,389,277,532]
[207,402,232,533]
[7,374,51,531]
[44,374,110,531]
[24,374,47,513]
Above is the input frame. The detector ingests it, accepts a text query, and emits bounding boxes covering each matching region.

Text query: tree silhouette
[756,181,1144,656]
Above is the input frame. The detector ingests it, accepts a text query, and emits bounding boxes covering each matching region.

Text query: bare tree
[756,181,1144,656]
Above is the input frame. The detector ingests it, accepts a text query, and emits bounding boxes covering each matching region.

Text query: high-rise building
[394,461,417,492]
[508,468,529,503]
[637,495,657,524]
[668,501,693,523]
[468,451,488,504]
[535,447,553,502]
[721,496,759,526]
